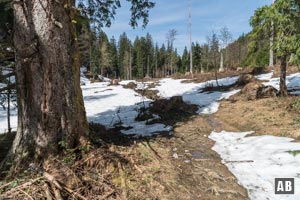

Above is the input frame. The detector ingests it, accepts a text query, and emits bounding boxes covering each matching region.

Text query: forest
[0,0,300,199]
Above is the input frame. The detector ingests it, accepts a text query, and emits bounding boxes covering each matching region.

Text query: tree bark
[9,0,89,168]
[269,20,274,67]
[279,55,288,96]
[219,50,224,72]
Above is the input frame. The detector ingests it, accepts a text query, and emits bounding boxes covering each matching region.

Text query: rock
[184,159,191,164]
[172,153,179,159]
[256,85,278,99]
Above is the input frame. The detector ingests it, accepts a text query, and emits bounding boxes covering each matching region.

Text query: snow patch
[263,73,300,92]
[155,77,240,114]
[255,72,274,81]
[209,131,300,200]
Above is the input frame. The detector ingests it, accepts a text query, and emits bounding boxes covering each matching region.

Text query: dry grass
[215,97,300,140]
[0,133,177,200]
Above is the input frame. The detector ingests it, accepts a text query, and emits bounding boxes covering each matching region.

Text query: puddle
[191,151,206,159]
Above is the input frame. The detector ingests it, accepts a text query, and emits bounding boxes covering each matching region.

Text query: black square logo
[275,178,294,194]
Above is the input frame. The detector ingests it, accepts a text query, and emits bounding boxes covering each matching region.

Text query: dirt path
[163,115,248,200]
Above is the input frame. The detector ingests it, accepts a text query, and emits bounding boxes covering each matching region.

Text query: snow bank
[155,76,240,114]
[209,131,300,200]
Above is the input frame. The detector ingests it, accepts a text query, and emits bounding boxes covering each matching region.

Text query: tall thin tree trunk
[214,55,219,87]
[8,0,89,168]
[219,50,224,72]
[147,55,150,77]
[155,54,158,78]
[189,0,193,74]
[129,46,132,79]
[7,91,11,134]
[279,55,288,96]
[269,20,274,67]
[6,75,11,135]
[170,56,172,75]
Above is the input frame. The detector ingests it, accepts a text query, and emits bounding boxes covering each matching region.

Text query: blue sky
[102,0,272,55]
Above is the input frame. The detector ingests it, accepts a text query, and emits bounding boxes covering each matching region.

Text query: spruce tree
[250,0,300,96]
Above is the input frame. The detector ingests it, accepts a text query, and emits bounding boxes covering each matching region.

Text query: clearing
[0,68,300,199]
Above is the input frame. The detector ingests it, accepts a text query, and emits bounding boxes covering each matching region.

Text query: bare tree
[219,26,232,72]
[166,29,178,75]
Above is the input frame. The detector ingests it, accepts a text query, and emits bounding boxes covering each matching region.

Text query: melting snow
[82,81,172,136]
[155,76,240,114]
[263,73,300,92]
[255,72,274,81]
[82,75,241,135]
[210,131,300,200]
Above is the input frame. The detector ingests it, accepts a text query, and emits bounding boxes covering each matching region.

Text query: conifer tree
[250,0,300,96]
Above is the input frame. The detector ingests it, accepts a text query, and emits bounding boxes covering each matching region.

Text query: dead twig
[2,177,43,195]
[44,172,88,200]
[100,189,115,200]
[43,172,62,190]
[0,180,15,190]
[44,183,53,200]
[17,188,34,200]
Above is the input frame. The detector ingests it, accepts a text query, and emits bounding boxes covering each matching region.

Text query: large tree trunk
[279,55,288,96]
[9,0,88,168]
